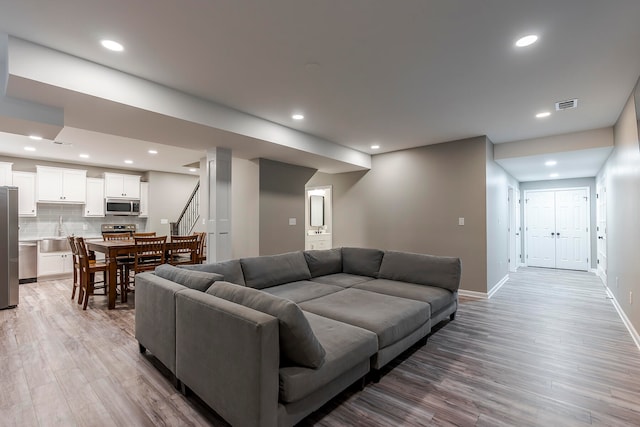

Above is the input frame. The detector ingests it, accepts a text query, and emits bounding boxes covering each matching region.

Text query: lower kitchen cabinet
[38,252,74,277]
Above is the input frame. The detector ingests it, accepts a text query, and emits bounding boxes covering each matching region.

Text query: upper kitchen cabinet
[139,182,149,217]
[12,171,37,216]
[104,173,140,199]
[37,166,87,203]
[84,178,105,217]
[0,162,12,186]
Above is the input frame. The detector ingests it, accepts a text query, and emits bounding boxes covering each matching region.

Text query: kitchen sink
[40,238,70,253]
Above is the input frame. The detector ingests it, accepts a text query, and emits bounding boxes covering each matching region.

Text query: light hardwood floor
[1,268,639,426]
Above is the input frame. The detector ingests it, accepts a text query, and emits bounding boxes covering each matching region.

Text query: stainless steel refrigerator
[0,186,19,309]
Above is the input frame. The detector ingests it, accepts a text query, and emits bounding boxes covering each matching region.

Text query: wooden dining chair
[67,235,81,301]
[169,235,199,265]
[103,232,134,299]
[75,237,109,310]
[194,232,207,264]
[133,232,156,238]
[133,236,167,276]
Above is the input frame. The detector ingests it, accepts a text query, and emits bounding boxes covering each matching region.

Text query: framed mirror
[310,195,324,226]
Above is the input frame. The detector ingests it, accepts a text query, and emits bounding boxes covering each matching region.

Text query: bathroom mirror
[310,195,325,226]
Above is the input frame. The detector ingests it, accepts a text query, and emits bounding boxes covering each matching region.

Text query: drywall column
[206,147,232,262]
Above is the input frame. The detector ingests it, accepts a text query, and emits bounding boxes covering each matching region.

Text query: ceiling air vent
[555,98,578,111]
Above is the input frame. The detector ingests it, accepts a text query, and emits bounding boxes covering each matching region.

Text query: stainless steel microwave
[105,199,140,216]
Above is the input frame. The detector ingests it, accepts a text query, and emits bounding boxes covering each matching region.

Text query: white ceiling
[0,0,639,180]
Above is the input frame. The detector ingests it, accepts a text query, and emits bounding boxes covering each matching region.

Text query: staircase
[170,182,200,236]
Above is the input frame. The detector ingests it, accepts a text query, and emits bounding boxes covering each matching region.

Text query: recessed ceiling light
[371,145,380,150]
[124,159,133,164]
[148,149,158,154]
[536,111,551,118]
[515,34,538,47]
[29,135,42,141]
[545,160,557,166]
[79,154,90,159]
[549,173,559,178]
[292,114,304,120]
[189,168,197,172]
[101,39,124,52]
[24,146,36,152]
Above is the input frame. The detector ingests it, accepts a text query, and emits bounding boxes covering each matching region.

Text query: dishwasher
[18,241,37,284]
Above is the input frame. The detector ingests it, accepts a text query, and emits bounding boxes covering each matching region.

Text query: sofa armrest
[135,272,186,374]
[176,289,280,427]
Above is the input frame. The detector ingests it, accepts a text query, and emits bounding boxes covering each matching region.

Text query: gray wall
[598,93,640,333]
[259,159,316,255]
[231,158,259,258]
[486,139,519,293]
[308,136,489,293]
[519,177,597,269]
[145,171,198,236]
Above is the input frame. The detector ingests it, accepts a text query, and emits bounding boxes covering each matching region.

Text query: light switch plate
[289,218,297,226]
[458,217,465,226]
[161,218,168,224]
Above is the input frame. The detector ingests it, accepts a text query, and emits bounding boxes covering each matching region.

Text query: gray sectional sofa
[135,247,461,427]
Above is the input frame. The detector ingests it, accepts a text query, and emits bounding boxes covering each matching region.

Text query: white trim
[458,289,488,299]
[604,285,640,352]
[589,268,597,274]
[488,274,509,298]
[523,186,591,271]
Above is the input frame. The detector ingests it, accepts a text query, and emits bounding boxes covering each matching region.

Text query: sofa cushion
[206,281,325,368]
[155,264,223,292]
[341,247,384,278]
[310,273,374,288]
[179,259,246,286]
[353,279,454,314]
[378,251,461,292]
[279,312,377,403]
[299,288,430,349]
[240,252,311,290]
[303,248,342,278]
[262,281,343,303]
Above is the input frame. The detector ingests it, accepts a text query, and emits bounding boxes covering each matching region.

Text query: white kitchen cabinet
[38,252,73,277]
[104,173,140,199]
[12,171,37,216]
[0,162,12,186]
[37,166,87,203]
[139,182,149,217]
[84,178,105,217]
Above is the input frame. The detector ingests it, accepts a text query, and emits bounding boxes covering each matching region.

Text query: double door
[525,188,589,271]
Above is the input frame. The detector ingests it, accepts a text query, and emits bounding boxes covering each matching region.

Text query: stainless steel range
[101,224,137,235]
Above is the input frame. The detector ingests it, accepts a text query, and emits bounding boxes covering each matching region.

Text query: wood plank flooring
[2,267,640,426]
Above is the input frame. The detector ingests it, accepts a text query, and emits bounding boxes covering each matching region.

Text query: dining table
[86,239,188,309]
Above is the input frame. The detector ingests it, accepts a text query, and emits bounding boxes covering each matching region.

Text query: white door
[526,191,556,268]
[555,189,589,270]
[525,188,589,271]
[515,189,522,266]
[596,176,607,284]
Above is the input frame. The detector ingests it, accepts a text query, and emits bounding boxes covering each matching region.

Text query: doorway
[508,187,521,272]
[524,188,590,271]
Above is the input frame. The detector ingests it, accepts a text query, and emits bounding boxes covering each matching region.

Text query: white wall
[146,171,198,236]
[597,93,640,335]
[486,139,519,294]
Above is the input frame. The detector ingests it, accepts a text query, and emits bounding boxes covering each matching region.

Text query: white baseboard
[487,274,509,299]
[603,283,640,352]
[589,268,598,274]
[460,274,510,300]
[458,289,487,299]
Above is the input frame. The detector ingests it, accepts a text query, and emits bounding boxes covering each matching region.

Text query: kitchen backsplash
[19,203,148,240]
